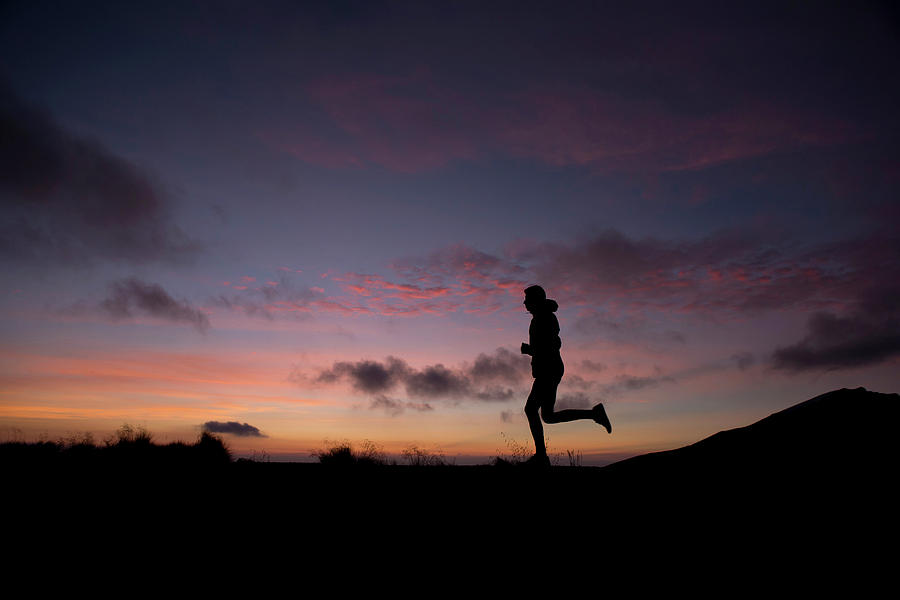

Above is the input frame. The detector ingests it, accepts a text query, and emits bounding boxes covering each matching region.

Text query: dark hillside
[602,387,898,488]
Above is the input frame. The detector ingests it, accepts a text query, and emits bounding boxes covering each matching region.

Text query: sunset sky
[2,1,898,464]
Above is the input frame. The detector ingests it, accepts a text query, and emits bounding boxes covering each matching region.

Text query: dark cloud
[315,347,531,404]
[0,84,198,265]
[314,347,755,412]
[101,278,209,331]
[580,360,607,373]
[772,310,900,372]
[405,364,470,399]
[370,396,404,416]
[369,395,433,416]
[771,235,900,372]
[314,347,714,407]
[474,386,517,402]
[556,392,592,410]
[468,347,531,384]
[559,374,593,391]
[585,371,678,400]
[202,421,265,437]
[613,373,675,391]
[317,356,411,394]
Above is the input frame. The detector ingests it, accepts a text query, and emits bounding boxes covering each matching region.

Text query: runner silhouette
[520,285,611,466]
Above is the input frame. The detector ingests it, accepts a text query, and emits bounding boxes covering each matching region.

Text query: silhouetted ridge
[604,387,898,480]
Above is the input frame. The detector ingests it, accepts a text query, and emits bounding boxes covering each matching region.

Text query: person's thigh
[534,376,561,415]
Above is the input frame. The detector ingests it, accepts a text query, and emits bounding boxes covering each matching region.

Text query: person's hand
[521,343,531,355]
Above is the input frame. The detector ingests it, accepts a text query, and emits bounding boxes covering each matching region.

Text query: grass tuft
[313,439,391,466]
[493,432,531,465]
[401,445,451,467]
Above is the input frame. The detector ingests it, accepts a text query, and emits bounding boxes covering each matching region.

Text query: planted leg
[524,381,547,456]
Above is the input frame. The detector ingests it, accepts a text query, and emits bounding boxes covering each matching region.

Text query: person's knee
[525,403,540,419]
[541,410,559,424]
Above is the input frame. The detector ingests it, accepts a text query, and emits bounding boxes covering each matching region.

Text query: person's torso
[529,313,562,374]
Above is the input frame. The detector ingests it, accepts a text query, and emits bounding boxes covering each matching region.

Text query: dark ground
[4,388,897,583]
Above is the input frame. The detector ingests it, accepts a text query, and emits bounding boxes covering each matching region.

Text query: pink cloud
[309,300,371,315]
[214,231,895,329]
[261,72,860,174]
[360,231,894,328]
[491,88,859,173]
[212,272,376,320]
[333,271,468,316]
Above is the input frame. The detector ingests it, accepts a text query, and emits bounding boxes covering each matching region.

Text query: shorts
[531,354,564,380]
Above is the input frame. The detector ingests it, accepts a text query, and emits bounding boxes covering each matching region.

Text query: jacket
[527,300,564,379]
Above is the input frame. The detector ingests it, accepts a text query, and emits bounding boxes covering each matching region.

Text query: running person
[520,285,611,465]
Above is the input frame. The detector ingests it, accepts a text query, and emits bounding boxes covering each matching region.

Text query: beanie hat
[524,285,546,302]
[525,285,558,312]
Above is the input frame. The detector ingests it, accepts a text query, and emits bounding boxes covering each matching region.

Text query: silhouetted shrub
[106,424,152,446]
[196,431,232,464]
[313,440,389,466]
[0,424,233,468]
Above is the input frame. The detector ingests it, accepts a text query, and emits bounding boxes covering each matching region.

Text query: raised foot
[592,403,612,434]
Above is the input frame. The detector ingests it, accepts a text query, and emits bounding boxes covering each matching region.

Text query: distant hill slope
[603,387,899,482]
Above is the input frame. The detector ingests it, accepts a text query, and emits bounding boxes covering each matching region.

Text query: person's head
[523,285,546,314]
